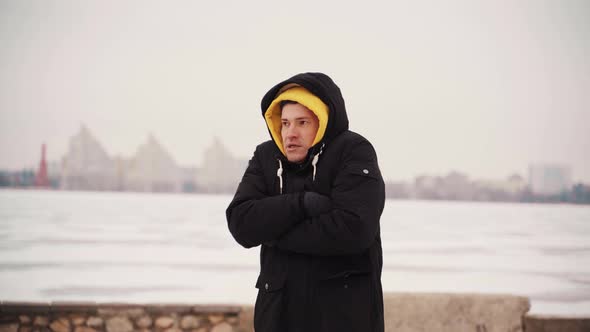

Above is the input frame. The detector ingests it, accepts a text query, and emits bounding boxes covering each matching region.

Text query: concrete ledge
[235,292,534,331]
[384,292,531,332]
[524,314,590,332]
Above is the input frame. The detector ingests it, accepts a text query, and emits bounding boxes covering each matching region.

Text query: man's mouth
[286,144,301,151]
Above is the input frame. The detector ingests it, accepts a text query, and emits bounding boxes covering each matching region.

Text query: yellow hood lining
[264,86,329,156]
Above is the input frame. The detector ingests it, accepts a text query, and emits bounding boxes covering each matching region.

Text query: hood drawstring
[277,143,324,194]
[277,159,283,194]
[312,143,325,181]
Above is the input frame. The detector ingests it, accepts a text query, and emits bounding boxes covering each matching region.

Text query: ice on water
[0,189,589,315]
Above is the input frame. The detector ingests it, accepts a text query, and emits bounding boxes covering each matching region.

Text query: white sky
[1,0,589,182]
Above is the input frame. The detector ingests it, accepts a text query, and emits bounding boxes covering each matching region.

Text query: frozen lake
[0,189,589,316]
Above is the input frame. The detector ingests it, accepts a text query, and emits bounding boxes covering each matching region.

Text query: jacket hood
[261,72,349,159]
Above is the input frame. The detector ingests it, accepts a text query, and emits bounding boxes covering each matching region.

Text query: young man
[226,72,385,332]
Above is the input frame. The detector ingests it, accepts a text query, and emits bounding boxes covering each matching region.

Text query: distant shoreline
[2,187,588,206]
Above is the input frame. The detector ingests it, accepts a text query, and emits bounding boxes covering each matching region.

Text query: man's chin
[286,153,306,164]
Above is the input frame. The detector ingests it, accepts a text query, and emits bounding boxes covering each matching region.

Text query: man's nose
[285,125,299,138]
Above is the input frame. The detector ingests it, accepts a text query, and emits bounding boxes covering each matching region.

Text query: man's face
[281,103,320,163]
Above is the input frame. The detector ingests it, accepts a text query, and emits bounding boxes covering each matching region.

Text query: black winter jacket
[226,73,385,332]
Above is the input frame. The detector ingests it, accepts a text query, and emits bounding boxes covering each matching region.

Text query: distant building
[440,171,474,200]
[528,164,572,195]
[57,126,247,194]
[412,172,472,200]
[198,137,247,193]
[60,125,118,191]
[1,169,36,187]
[506,173,526,193]
[413,175,438,199]
[180,166,198,193]
[124,134,182,192]
[384,180,411,199]
[34,143,50,187]
[47,160,61,188]
[474,174,526,195]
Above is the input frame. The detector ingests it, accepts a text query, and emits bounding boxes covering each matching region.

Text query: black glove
[303,192,332,217]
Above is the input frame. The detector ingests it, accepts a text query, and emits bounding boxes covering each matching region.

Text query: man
[226,72,385,332]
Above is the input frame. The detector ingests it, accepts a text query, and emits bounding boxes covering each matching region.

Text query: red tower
[35,143,49,187]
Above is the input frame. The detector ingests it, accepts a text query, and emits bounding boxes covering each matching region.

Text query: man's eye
[299,120,308,126]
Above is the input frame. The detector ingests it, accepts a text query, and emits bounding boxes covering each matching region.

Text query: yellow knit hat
[264,86,329,156]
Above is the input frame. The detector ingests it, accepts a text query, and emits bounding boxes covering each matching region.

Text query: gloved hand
[303,192,332,217]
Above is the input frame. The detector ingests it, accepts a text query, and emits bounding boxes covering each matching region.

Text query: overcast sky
[1,0,589,182]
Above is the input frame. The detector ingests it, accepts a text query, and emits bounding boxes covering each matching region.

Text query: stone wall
[2,297,589,332]
[0,302,250,332]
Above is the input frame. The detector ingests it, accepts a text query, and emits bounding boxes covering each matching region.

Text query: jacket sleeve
[226,145,305,249]
[275,140,385,256]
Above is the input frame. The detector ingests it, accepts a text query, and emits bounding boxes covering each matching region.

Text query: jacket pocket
[254,273,287,332]
[316,270,374,332]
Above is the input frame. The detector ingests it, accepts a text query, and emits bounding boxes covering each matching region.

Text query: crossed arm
[226,141,385,256]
